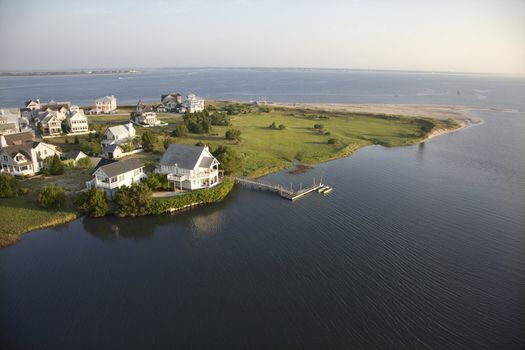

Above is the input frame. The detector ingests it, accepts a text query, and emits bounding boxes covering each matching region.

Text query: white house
[183,94,205,113]
[24,99,41,111]
[103,144,123,159]
[157,144,220,191]
[86,158,146,199]
[0,109,25,135]
[0,141,60,176]
[95,95,117,114]
[134,102,159,126]
[67,111,89,133]
[36,111,62,136]
[101,123,136,146]
[161,93,182,112]
[0,131,35,147]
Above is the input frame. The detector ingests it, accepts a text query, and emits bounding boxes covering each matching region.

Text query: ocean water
[0,69,524,349]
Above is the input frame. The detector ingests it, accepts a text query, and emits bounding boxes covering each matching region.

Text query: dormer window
[15,155,25,162]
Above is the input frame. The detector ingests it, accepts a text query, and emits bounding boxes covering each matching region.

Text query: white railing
[167,170,219,183]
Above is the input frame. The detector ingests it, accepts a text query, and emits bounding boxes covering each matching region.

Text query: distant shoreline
[0,70,142,77]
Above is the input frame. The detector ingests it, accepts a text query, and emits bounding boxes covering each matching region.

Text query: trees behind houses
[212,146,242,175]
[42,154,65,175]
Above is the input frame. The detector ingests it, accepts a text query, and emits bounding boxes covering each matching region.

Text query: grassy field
[159,105,459,177]
[0,197,77,248]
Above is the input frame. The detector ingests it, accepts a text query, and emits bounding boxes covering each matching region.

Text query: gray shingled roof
[104,144,122,153]
[198,156,216,168]
[160,144,205,169]
[2,131,34,145]
[98,158,144,178]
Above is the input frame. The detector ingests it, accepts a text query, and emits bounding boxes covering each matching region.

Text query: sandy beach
[270,102,480,123]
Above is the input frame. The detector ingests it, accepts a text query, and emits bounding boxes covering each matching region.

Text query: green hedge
[149,178,234,215]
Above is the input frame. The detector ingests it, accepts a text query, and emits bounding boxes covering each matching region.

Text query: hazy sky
[0,0,524,74]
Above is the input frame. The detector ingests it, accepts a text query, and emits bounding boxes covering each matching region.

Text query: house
[85,158,146,199]
[41,101,70,121]
[95,95,117,114]
[134,101,159,126]
[101,123,136,146]
[36,111,62,136]
[157,144,220,191]
[103,144,123,159]
[0,109,23,135]
[0,141,60,176]
[184,93,205,113]
[161,93,182,112]
[64,150,88,166]
[24,99,41,111]
[67,111,89,133]
[0,131,35,147]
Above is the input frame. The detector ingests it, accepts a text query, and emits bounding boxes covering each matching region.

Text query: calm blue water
[1,69,524,349]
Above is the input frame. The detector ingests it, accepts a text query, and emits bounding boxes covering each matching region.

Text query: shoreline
[0,102,475,247]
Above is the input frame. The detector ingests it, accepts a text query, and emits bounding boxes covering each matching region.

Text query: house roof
[198,156,216,168]
[96,95,115,103]
[98,158,144,178]
[104,144,122,153]
[66,150,87,160]
[160,144,208,169]
[106,124,132,137]
[0,142,37,161]
[2,131,34,145]
[0,123,17,132]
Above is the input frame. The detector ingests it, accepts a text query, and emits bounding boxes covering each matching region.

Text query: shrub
[74,136,80,144]
[38,185,66,209]
[327,138,341,144]
[77,188,108,217]
[149,178,234,215]
[225,128,241,141]
[212,146,242,175]
[172,124,189,137]
[82,141,102,155]
[114,183,152,217]
[141,131,157,152]
[144,173,170,191]
[76,156,92,168]
[42,155,65,175]
[0,173,18,198]
[314,123,324,130]
[278,124,286,130]
[269,121,277,129]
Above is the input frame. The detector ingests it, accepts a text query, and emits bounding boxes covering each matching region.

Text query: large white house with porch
[0,141,60,176]
[86,158,146,199]
[157,144,220,191]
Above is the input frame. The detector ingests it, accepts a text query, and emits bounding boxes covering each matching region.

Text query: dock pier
[231,176,325,201]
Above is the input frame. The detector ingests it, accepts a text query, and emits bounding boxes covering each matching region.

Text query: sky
[0,0,524,74]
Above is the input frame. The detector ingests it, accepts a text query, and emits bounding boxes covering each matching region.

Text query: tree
[314,123,324,130]
[82,141,102,155]
[172,124,189,137]
[201,120,212,133]
[144,173,169,191]
[162,137,171,150]
[77,188,108,217]
[269,121,277,129]
[225,128,241,141]
[212,146,242,175]
[74,136,80,144]
[114,183,152,217]
[43,155,65,175]
[0,173,17,198]
[76,156,92,168]
[38,185,66,209]
[141,131,157,152]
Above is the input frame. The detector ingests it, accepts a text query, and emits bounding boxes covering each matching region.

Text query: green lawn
[0,197,77,247]
[164,107,456,177]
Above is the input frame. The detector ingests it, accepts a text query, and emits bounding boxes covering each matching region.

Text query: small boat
[322,187,333,194]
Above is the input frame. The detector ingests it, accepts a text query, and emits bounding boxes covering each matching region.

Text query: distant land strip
[0,69,142,77]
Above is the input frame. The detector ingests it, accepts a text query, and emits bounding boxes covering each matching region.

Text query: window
[118,175,125,182]
[2,155,7,161]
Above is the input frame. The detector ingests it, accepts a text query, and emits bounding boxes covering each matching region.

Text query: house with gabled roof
[24,99,41,111]
[67,111,89,133]
[157,144,221,191]
[0,141,60,176]
[0,131,35,147]
[36,111,62,136]
[101,123,136,146]
[95,95,117,114]
[161,93,182,112]
[85,158,146,199]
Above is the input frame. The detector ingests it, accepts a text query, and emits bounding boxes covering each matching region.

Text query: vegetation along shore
[0,100,471,247]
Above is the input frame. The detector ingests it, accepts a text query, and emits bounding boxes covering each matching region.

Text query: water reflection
[81,190,235,242]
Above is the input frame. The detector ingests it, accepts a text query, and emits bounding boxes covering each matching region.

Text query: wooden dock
[231,176,325,201]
